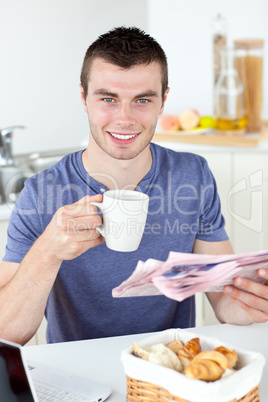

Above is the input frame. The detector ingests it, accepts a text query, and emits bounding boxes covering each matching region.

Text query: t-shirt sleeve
[3,178,44,263]
[196,157,229,242]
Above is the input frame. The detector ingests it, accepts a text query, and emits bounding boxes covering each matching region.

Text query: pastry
[133,338,238,382]
[185,350,229,382]
[133,342,183,372]
[215,346,238,369]
[176,337,201,368]
[166,339,183,354]
[185,358,225,381]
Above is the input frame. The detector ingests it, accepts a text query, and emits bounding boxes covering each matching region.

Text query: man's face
[81,58,169,160]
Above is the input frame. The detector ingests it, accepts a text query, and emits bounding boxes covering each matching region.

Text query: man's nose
[115,103,136,126]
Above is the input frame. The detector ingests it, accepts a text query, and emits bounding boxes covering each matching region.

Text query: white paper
[113,249,268,301]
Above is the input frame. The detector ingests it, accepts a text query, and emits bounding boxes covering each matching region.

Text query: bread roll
[133,342,183,372]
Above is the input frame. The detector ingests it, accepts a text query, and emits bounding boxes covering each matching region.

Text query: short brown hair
[80,26,168,99]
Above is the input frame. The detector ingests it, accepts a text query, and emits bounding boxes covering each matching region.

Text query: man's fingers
[225,294,268,323]
[225,283,268,312]
[76,228,102,241]
[232,276,268,300]
[68,233,105,258]
[73,194,103,211]
[224,274,268,322]
[226,293,268,323]
[257,268,268,282]
[65,215,102,232]
[61,194,103,216]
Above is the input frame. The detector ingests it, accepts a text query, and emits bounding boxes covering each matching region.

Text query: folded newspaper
[112,249,268,302]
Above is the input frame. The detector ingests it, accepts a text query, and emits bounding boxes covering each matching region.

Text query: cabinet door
[192,152,232,327]
[195,152,233,241]
[232,153,268,253]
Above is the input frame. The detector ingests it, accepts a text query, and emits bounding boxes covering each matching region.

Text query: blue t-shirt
[4,143,228,342]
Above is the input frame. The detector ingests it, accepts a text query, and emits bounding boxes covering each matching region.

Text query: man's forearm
[0,237,61,345]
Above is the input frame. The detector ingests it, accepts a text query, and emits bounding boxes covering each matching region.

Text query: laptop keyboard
[34,382,95,401]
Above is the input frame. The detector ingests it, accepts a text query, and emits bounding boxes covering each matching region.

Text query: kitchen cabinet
[195,151,232,240]
[153,141,268,326]
[194,150,268,254]
[232,153,268,253]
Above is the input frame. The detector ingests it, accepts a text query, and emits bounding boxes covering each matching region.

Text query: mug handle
[89,201,105,237]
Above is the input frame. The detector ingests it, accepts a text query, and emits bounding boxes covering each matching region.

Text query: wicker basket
[126,376,260,402]
[121,329,265,402]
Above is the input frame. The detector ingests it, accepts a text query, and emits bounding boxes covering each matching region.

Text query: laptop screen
[0,341,35,401]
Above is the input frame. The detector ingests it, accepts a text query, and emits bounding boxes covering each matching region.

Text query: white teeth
[109,132,137,140]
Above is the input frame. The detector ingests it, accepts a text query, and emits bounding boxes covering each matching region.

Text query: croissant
[166,340,183,355]
[177,337,201,368]
[185,350,229,382]
[215,346,238,369]
[185,359,224,382]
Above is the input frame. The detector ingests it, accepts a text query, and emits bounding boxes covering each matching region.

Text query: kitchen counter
[0,203,13,220]
[24,322,268,401]
[152,124,268,153]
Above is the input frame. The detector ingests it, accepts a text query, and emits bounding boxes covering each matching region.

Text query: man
[0,27,268,345]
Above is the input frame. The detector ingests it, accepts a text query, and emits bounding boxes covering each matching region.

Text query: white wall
[0,0,147,155]
[148,0,268,119]
[1,0,268,156]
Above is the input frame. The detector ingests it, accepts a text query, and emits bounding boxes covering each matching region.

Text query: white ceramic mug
[90,189,149,252]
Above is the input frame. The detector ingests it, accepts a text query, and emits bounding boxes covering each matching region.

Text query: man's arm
[0,195,104,345]
[193,238,268,325]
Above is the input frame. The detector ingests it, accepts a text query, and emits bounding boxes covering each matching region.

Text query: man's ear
[159,87,170,115]
[80,84,88,113]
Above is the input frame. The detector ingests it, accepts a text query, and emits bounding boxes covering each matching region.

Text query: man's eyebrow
[93,89,118,97]
[93,89,159,98]
[135,90,158,98]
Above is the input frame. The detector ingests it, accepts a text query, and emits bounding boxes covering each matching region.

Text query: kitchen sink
[0,147,82,204]
[14,147,81,174]
[27,154,65,173]
[0,166,30,204]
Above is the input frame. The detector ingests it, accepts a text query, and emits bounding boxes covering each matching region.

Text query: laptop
[0,338,112,401]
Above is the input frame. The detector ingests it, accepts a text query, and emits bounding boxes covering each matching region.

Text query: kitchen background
[0,0,268,336]
[0,0,267,154]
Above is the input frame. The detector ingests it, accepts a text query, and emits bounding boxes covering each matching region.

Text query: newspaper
[112,249,268,302]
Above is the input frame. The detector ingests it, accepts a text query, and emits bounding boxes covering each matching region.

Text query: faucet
[0,126,25,166]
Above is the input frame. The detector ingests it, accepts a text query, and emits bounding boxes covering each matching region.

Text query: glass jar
[212,14,228,86]
[214,47,247,135]
[234,39,264,133]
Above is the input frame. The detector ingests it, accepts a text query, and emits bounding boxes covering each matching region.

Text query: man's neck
[82,142,152,190]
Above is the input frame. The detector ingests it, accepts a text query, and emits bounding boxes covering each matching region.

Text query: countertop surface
[24,322,268,402]
[0,203,13,221]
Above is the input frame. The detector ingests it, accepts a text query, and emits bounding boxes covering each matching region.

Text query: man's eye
[137,99,149,104]
[103,98,114,103]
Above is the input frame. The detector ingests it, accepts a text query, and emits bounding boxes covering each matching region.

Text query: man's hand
[0,194,105,345]
[37,194,105,266]
[194,239,268,325]
[223,268,268,323]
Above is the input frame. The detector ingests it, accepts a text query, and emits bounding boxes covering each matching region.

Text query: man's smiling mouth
[108,132,139,140]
